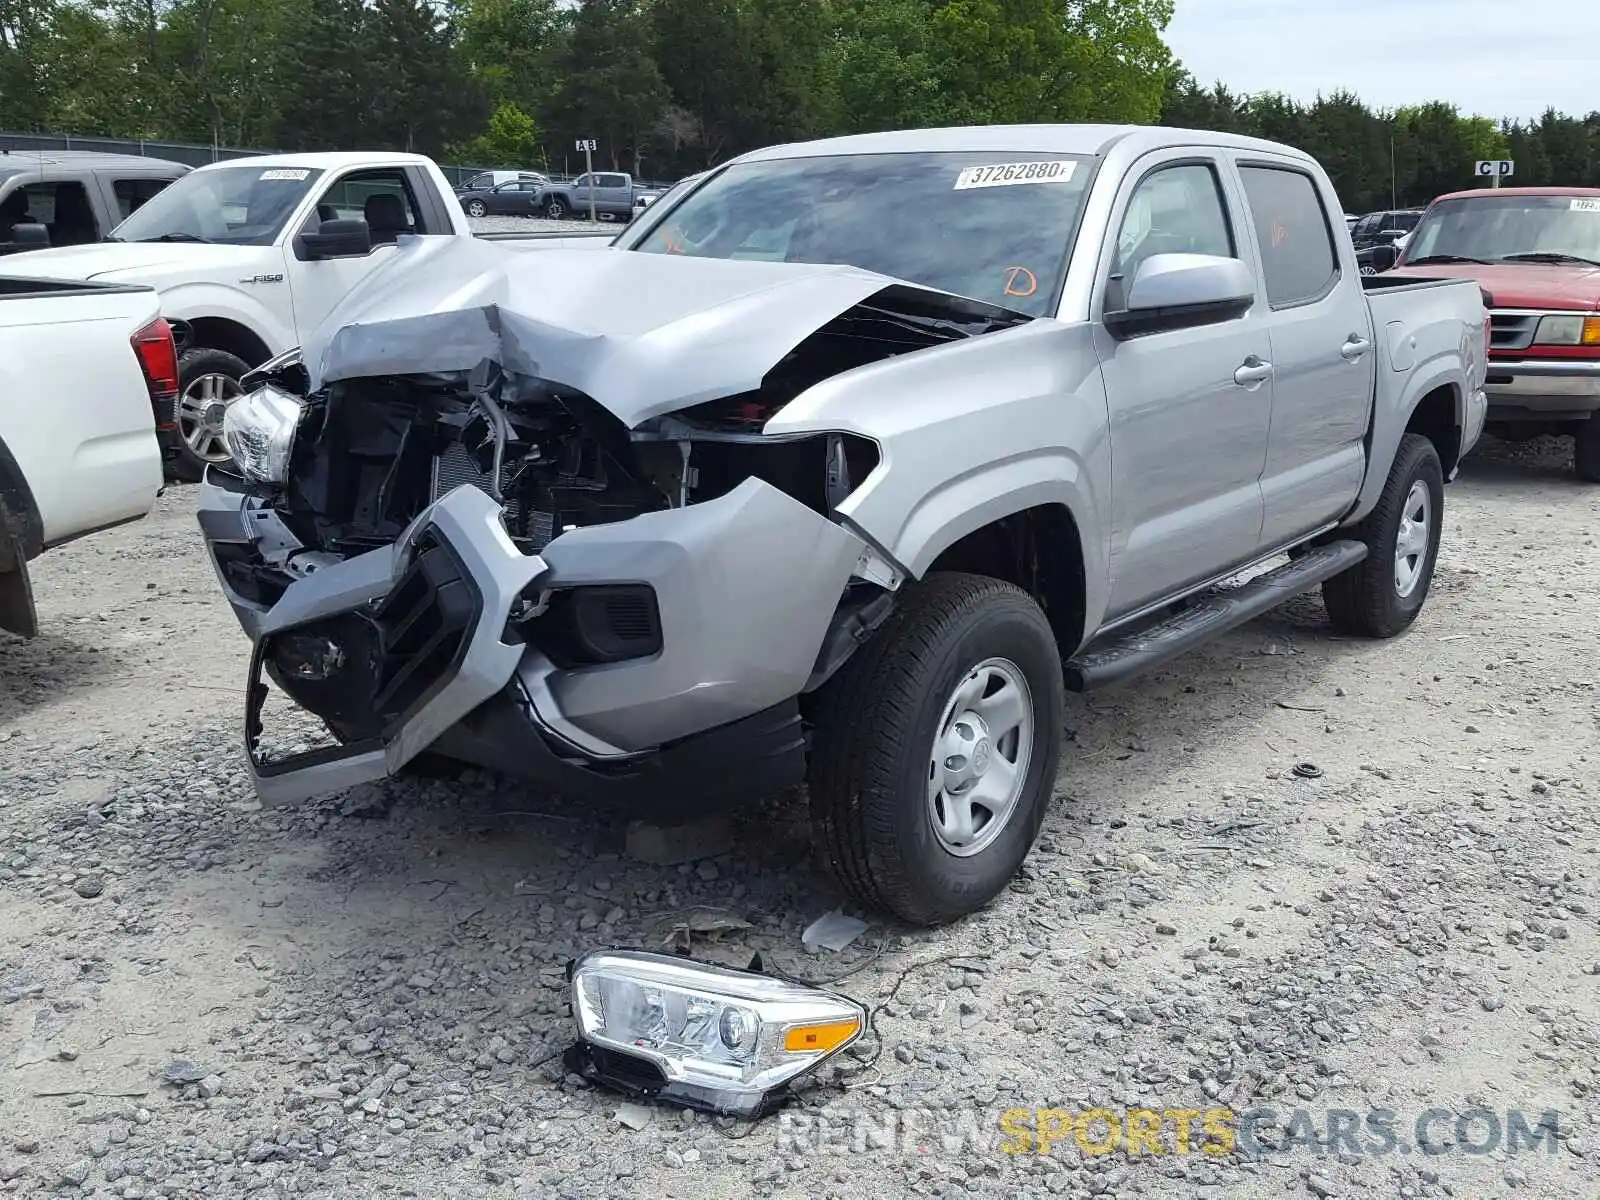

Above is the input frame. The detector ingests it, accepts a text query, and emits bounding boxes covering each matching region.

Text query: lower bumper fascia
[428,685,808,815]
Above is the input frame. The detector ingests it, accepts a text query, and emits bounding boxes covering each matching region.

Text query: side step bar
[1064,539,1368,692]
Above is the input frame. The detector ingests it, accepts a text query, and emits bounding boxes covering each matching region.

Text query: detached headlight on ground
[222,384,303,484]
[566,950,865,1118]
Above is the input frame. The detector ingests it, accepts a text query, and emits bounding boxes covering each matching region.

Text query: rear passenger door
[1093,150,1275,618]
[1230,157,1375,549]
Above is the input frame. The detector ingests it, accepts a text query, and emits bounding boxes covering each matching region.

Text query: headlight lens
[569,950,865,1117]
[1533,314,1600,345]
[222,384,303,484]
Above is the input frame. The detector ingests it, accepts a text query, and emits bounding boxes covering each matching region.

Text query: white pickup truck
[10,151,612,480]
[1,276,171,636]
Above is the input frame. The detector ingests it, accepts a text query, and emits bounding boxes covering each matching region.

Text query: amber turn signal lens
[783,1018,863,1053]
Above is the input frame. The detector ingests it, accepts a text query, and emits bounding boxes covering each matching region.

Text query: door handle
[1233,356,1273,387]
[1341,335,1372,361]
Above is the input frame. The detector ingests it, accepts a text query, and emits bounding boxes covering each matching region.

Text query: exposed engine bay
[270,284,1028,560]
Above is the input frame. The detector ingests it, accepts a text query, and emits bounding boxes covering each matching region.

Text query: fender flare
[1350,355,1465,524]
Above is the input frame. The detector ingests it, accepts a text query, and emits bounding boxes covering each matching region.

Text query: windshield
[110,164,325,246]
[619,151,1095,317]
[1405,194,1600,265]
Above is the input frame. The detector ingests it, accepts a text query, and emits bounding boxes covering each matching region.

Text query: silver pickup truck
[197,125,1488,926]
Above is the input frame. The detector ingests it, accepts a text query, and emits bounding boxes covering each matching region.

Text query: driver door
[1091,151,1274,618]
[285,167,426,341]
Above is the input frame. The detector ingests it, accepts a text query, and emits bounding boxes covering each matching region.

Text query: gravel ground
[1,436,1596,1199]
[468,215,618,236]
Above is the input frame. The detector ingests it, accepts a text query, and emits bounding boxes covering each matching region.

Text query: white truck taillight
[130,317,180,440]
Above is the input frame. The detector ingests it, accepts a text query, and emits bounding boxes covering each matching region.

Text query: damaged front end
[198,245,1031,807]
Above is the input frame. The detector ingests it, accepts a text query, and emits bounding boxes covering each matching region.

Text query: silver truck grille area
[429,442,554,550]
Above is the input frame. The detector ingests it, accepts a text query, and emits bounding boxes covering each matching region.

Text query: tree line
[3,0,1597,211]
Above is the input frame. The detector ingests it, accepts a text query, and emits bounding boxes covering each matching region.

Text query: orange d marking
[1004,266,1039,298]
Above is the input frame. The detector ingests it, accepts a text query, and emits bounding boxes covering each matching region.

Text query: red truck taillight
[131,317,180,433]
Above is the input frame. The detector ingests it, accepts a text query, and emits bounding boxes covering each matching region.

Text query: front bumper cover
[200,474,865,807]
[1484,357,1600,419]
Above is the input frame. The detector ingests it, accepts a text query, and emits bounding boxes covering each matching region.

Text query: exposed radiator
[430,442,556,549]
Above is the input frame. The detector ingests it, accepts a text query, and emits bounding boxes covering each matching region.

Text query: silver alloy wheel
[1360,264,1378,276]
[466,199,486,217]
[547,198,567,219]
[1394,478,1431,598]
[178,372,243,463]
[926,657,1034,857]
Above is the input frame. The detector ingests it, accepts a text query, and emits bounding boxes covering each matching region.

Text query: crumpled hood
[301,236,922,428]
[5,239,268,282]
[1388,261,1600,310]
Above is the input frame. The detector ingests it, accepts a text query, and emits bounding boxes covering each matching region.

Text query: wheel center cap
[971,737,993,776]
[203,402,227,430]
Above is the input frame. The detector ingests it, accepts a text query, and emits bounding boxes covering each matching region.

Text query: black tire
[807,573,1065,926]
[1574,415,1600,482]
[1322,433,1444,638]
[465,199,487,218]
[170,347,251,482]
[545,196,568,220]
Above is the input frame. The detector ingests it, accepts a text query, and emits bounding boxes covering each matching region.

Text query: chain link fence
[0,131,673,189]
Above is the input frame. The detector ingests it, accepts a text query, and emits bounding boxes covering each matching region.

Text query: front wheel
[1322,433,1444,638]
[807,573,1065,926]
[171,347,250,482]
[465,199,487,218]
[1573,414,1600,482]
[545,197,568,220]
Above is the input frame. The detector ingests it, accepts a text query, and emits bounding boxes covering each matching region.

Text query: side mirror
[294,218,371,261]
[0,222,50,255]
[1104,253,1256,339]
[1374,228,1405,244]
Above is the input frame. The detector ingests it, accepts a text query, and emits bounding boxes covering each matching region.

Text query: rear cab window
[1237,165,1340,308]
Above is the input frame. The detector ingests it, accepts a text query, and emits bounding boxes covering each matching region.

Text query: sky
[1164,0,1600,122]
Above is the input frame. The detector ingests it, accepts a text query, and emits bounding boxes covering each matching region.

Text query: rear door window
[110,177,174,219]
[1238,166,1340,308]
[599,174,629,189]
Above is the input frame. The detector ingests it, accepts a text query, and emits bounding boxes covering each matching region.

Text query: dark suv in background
[1349,208,1424,251]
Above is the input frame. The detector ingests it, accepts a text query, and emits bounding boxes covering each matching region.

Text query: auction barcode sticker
[954,161,1077,190]
[260,169,310,181]
[1570,198,1600,212]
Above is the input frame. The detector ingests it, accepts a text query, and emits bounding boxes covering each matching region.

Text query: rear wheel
[1322,433,1443,638]
[1573,414,1600,482]
[171,347,250,482]
[807,573,1065,926]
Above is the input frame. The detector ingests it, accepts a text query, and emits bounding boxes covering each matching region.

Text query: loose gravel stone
[0,439,1594,1200]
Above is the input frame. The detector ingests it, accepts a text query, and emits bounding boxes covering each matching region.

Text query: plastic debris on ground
[802,910,869,952]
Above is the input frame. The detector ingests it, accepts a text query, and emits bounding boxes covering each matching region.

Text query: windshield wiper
[136,232,213,244]
[1498,251,1600,267]
[1405,254,1492,265]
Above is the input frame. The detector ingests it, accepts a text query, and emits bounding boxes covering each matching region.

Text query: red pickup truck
[1389,186,1600,480]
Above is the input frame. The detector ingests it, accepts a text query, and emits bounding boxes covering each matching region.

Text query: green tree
[546,0,666,171]
[450,98,539,166]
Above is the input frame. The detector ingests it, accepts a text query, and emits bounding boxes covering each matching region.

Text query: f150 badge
[239,273,285,284]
